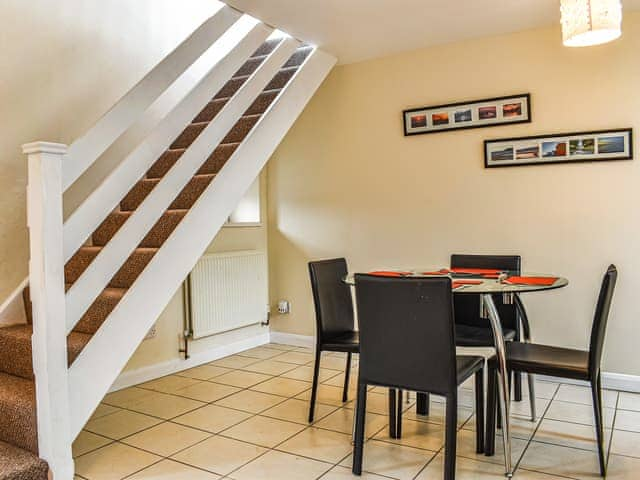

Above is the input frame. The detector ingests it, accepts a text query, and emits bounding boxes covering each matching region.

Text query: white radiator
[188,250,268,339]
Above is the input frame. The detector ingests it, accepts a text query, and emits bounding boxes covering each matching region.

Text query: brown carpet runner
[0,38,312,478]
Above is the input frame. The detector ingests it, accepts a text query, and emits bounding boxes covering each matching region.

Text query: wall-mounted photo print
[485,129,633,168]
[403,93,531,136]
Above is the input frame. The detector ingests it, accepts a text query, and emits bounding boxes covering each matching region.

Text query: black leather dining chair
[485,265,618,477]
[352,274,485,480]
[308,258,359,422]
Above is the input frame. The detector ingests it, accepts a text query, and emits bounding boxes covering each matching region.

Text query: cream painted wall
[124,172,269,372]
[0,0,220,301]
[267,15,640,375]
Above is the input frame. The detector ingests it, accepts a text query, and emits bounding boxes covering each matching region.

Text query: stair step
[265,66,297,91]
[221,115,261,144]
[214,75,249,100]
[252,38,281,57]
[193,98,228,123]
[245,90,280,115]
[0,373,38,453]
[0,440,48,480]
[73,287,127,335]
[120,175,216,212]
[170,122,208,150]
[0,325,91,380]
[65,246,158,289]
[234,55,267,77]
[93,210,188,248]
[284,46,314,68]
[147,144,239,179]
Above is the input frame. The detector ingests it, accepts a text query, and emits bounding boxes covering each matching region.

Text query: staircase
[0,4,334,479]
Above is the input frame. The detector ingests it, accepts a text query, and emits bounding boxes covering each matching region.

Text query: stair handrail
[61,4,241,191]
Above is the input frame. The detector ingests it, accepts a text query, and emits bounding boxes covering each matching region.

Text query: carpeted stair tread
[284,46,314,68]
[221,114,261,144]
[265,67,297,91]
[0,373,38,453]
[147,144,238,179]
[234,55,267,77]
[65,246,158,289]
[193,98,229,123]
[170,122,208,150]
[73,287,127,335]
[0,440,48,480]
[252,38,281,57]
[0,325,91,380]
[93,210,188,248]
[120,175,216,212]
[245,90,280,115]
[214,76,249,100]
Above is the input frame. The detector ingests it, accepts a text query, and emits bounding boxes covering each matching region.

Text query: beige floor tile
[223,415,306,447]
[611,428,640,457]
[457,428,528,466]
[615,409,640,432]
[315,407,388,438]
[240,358,300,375]
[519,441,602,479]
[266,343,297,351]
[173,404,252,433]
[171,435,266,476]
[74,442,161,480]
[261,398,337,424]
[321,465,389,479]
[509,397,550,419]
[344,391,388,413]
[618,392,640,412]
[374,418,444,451]
[139,375,202,394]
[250,377,311,397]
[340,440,435,480]
[127,459,221,479]
[84,409,162,440]
[210,355,260,369]
[282,365,341,383]
[556,384,618,408]
[518,380,561,400]
[229,450,331,480]
[175,364,231,380]
[72,431,112,458]
[237,346,286,359]
[533,418,605,451]
[415,453,558,479]
[212,370,272,388]
[464,413,539,441]
[122,421,211,456]
[175,380,240,402]
[215,389,287,413]
[321,372,358,391]
[317,355,355,371]
[273,351,315,365]
[88,404,121,421]
[606,454,640,479]
[546,400,614,427]
[102,387,154,408]
[278,427,353,463]
[128,391,205,419]
[403,401,473,427]
[298,384,355,406]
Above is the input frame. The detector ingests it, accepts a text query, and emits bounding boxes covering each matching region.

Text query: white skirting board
[268,331,640,394]
[109,331,270,392]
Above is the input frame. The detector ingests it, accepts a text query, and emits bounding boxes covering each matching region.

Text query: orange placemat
[422,269,450,275]
[505,276,558,286]
[452,279,483,289]
[368,271,412,277]
[451,267,502,275]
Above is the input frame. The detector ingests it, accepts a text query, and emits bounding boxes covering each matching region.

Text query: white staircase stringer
[67,47,336,438]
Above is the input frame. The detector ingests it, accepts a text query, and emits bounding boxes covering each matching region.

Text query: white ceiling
[224,0,640,64]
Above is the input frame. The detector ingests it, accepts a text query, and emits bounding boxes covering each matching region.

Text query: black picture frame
[403,93,531,136]
[484,128,633,168]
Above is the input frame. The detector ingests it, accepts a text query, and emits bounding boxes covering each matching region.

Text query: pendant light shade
[560,0,622,47]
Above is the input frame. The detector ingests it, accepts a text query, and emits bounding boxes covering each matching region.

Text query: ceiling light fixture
[560,0,622,47]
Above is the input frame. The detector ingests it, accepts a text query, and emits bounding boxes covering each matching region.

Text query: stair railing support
[24,142,74,479]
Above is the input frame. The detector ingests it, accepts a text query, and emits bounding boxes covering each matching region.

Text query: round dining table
[345,269,568,478]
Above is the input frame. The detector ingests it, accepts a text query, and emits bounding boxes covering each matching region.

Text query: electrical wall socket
[144,324,157,340]
[277,300,290,314]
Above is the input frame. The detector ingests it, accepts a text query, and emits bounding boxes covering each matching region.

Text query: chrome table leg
[482,294,513,478]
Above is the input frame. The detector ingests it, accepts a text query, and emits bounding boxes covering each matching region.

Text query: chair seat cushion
[322,331,359,353]
[456,355,485,384]
[455,324,516,347]
[489,342,589,381]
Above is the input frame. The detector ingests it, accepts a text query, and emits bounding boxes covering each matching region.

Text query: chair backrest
[354,274,457,395]
[451,254,521,330]
[588,264,618,378]
[308,258,355,344]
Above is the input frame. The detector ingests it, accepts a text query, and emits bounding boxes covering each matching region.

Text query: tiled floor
[73,343,640,479]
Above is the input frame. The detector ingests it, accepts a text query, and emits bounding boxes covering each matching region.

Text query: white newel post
[23,142,74,479]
